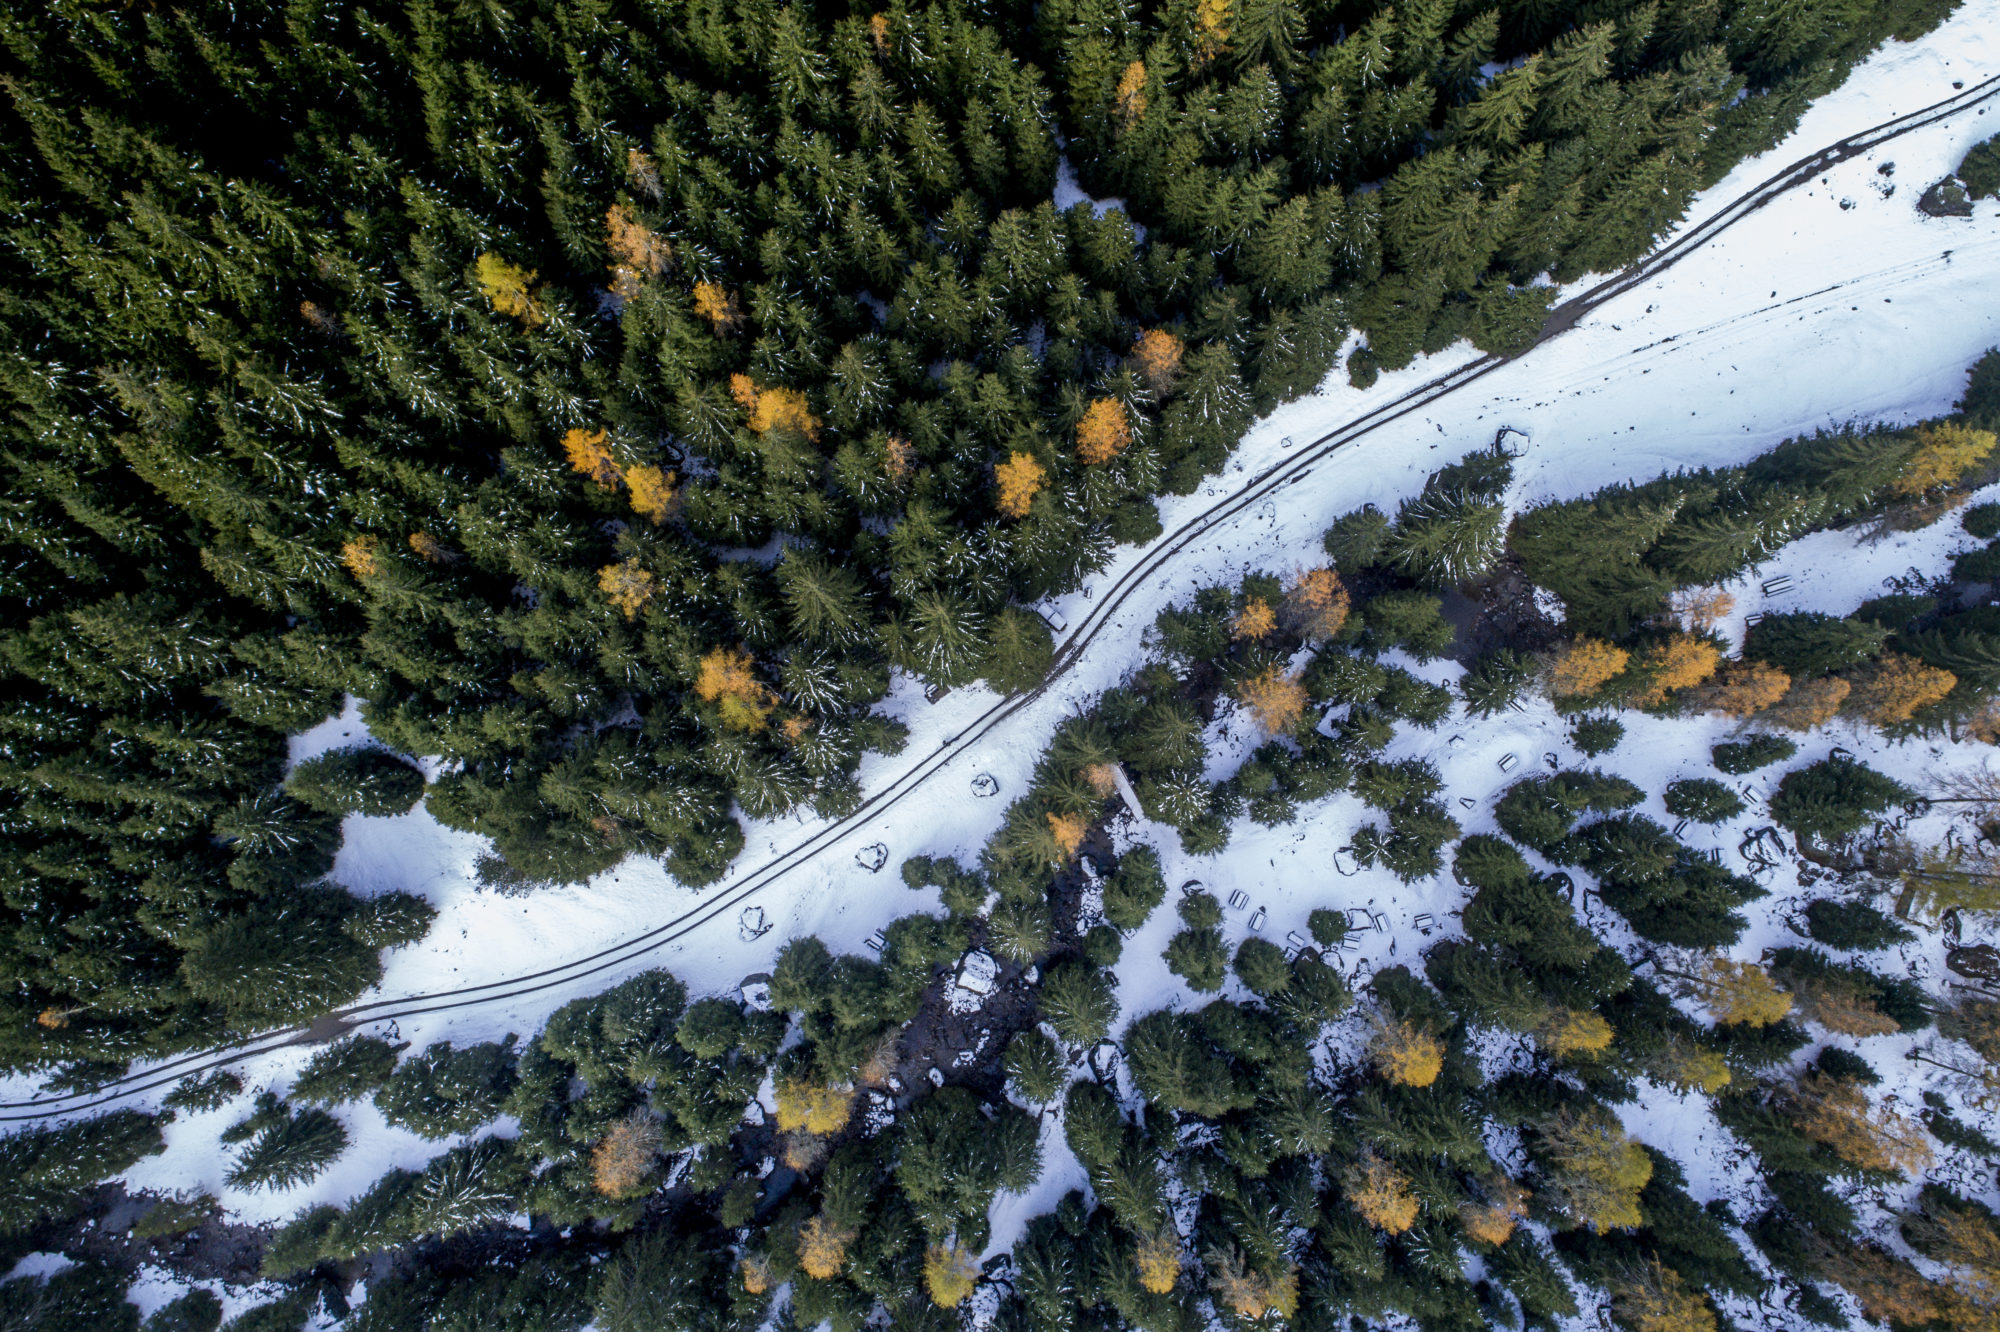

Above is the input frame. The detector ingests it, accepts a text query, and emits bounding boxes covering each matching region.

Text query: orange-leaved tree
[599,559,656,620]
[1847,652,1956,726]
[1077,397,1131,464]
[730,373,820,440]
[1700,660,1790,717]
[1766,675,1850,730]
[1537,1105,1652,1233]
[1284,567,1350,640]
[798,1215,855,1279]
[563,426,623,489]
[693,280,742,334]
[1344,1155,1418,1233]
[626,465,677,524]
[1676,956,1792,1027]
[1369,1014,1444,1087]
[924,1242,981,1308]
[342,535,382,579]
[995,451,1045,518]
[1115,61,1150,130]
[1786,1072,1933,1175]
[694,646,777,731]
[1539,1008,1614,1059]
[1236,665,1307,733]
[605,202,671,301]
[1630,634,1721,707]
[1205,1246,1298,1319]
[1548,638,1629,697]
[1132,327,1182,391]
[1134,1231,1182,1294]
[1612,1258,1717,1332]
[591,1109,662,1198]
[1230,596,1276,641]
[1894,421,1997,496]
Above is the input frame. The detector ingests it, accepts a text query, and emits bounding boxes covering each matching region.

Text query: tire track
[6,69,1997,1122]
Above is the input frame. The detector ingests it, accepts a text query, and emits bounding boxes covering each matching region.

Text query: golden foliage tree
[1613,1259,1717,1332]
[563,426,623,489]
[1132,327,1182,392]
[342,535,382,579]
[884,433,915,485]
[729,373,820,440]
[1538,1105,1652,1233]
[995,451,1046,518]
[1894,422,1998,496]
[1650,1038,1731,1094]
[693,280,742,334]
[1284,567,1350,640]
[1230,596,1277,641]
[1134,1231,1182,1294]
[1237,665,1307,733]
[1631,634,1721,707]
[1766,675,1851,730]
[1114,61,1150,130]
[1787,1072,1933,1175]
[605,203,671,301]
[1682,956,1792,1027]
[1540,1008,1615,1059]
[1047,811,1089,861]
[739,1255,773,1295]
[1699,660,1790,717]
[1458,1176,1530,1246]
[626,147,663,200]
[775,1078,856,1135]
[798,1215,855,1279]
[599,559,656,620]
[695,646,778,731]
[475,252,544,326]
[1786,970,1898,1038]
[1077,397,1131,464]
[1344,1156,1419,1234]
[1848,652,1957,726]
[591,1110,662,1198]
[1817,1241,1946,1327]
[407,531,449,564]
[1191,0,1231,66]
[1674,588,1735,632]
[1370,1014,1444,1087]
[626,465,677,525]
[1918,1206,2000,1328]
[1082,763,1121,798]
[1205,1247,1299,1319]
[924,1242,982,1308]
[1549,638,1629,697]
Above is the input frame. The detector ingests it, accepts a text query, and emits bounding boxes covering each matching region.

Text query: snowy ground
[20,2,2000,1312]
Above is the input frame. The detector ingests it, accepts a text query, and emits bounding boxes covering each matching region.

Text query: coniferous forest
[7,1,2000,1330]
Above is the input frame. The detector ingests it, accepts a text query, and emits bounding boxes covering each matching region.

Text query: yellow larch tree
[1786,969,1898,1038]
[1818,1241,1946,1327]
[1894,421,1997,496]
[924,1242,982,1308]
[695,646,777,732]
[342,535,382,579]
[1787,1073,1933,1176]
[730,373,820,440]
[1548,638,1629,697]
[1134,1231,1182,1294]
[1284,567,1351,640]
[626,147,663,200]
[884,433,915,485]
[625,465,678,525]
[1344,1156,1419,1234]
[739,1255,773,1295]
[1767,675,1851,730]
[1630,634,1721,707]
[1077,397,1131,464]
[1538,1105,1652,1233]
[563,426,623,490]
[1650,1038,1732,1094]
[1230,596,1277,641]
[591,1109,662,1199]
[1613,1259,1718,1332]
[408,531,449,564]
[995,451,1046,518]
[1458,1175,1530,1246]
[1700,660,1790,717]
[1674,588,1735,633]
[1848,652,1956,726]
[1369,1014,1444,1087]
[1082,763,1121,798]
[1540,1008,1615,1059]
[1681,956,1792,1027]
[693,280,743,334]
[1191,0,1231,66]
[774,1077,856,1135]
[475,252,544,326]
[1132,327,1183,393]
[1047,811,1089,861]
[605,202,671,301]
[1205,1247,1299,1319]
[1114,61,1149,130]
[599,559,656,620]
[1237,665,1307,734]
[868,11,890,51]
[798,1215,855,1279]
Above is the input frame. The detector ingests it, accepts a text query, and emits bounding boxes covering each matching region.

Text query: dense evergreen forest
[0,0,1967,1089]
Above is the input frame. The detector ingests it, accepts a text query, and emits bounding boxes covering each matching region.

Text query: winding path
[7,70,1998,1123]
